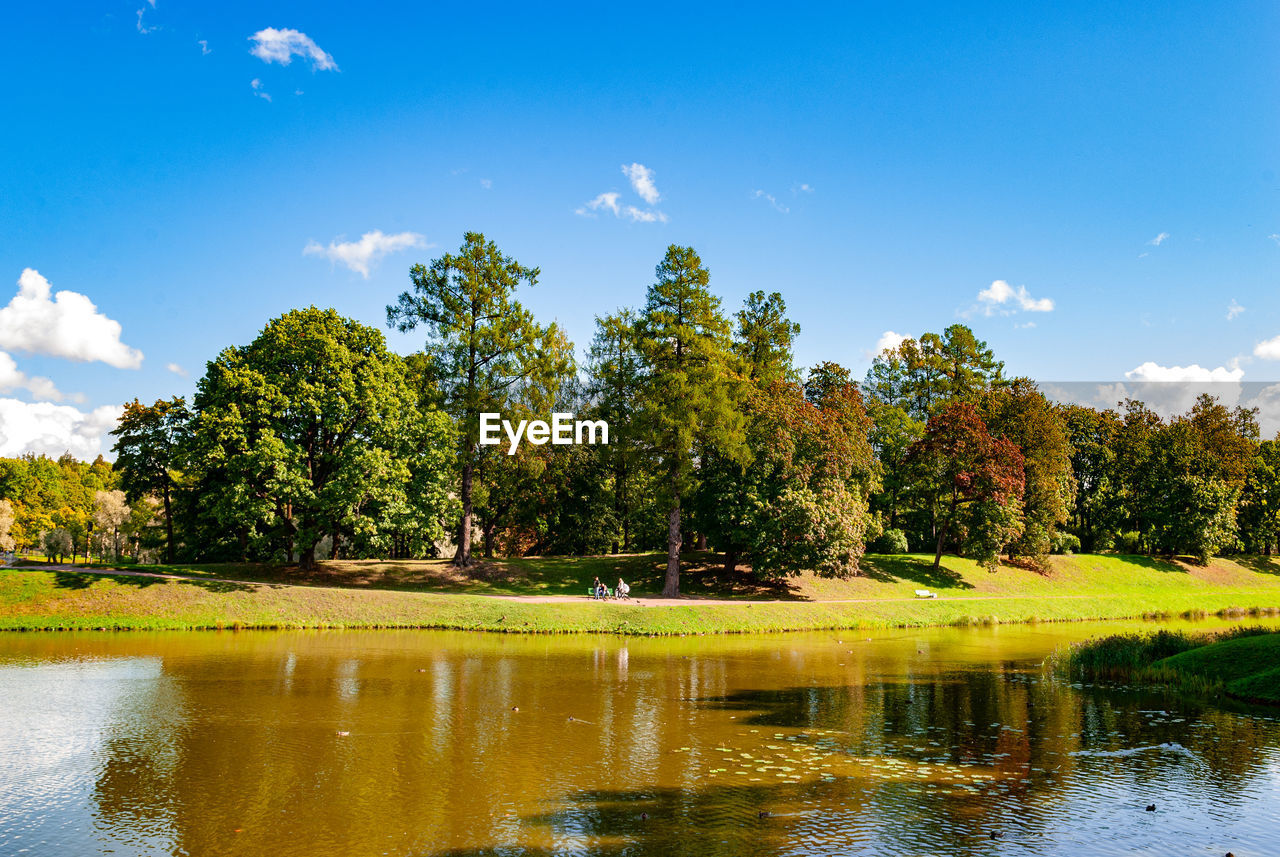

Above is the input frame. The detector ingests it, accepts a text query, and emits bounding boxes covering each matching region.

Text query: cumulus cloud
[0,400,121,459]
[479,178,492,190]
[166,363,188,377]
[969,280,1054,316]
[1125,361,1244,383]
[249,28,337,71]
[621,163,660,205]
[752,190,789,213]
[250,78,271,101]
[866,330,909,359]
[795,183,814,194]
[198,39,211,55]
[0,352,75,403]
[1148,232,1170,246]
[303,230,427,278]
[1227,299,1245,321]
[0,269,143,369]
[1255,335,1280,360]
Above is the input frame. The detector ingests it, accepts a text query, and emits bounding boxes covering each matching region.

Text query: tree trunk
[454,459,474,567]
[724,547,738,575]
[696,532,707,551]
[662,498,682,597]
[299,543,316,571]
[331,531,342,561]
[610,540,619,555]
[482,521,495,559]
[161,480,175,563]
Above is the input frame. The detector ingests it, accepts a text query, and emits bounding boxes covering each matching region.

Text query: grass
[1055,626,1280,704]
[4,551,1280,635]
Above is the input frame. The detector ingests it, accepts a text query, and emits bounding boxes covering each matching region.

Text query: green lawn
[3,552,1280,634]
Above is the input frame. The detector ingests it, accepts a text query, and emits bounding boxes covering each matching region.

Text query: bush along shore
[1053,627,1280,705]
[4,552,1280,636]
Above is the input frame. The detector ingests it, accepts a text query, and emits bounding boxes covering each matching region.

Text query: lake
[1,621,1278,856]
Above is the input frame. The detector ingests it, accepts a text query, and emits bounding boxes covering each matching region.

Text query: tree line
[17,231,1271,591]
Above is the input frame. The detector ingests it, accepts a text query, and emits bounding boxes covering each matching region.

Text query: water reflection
[0,624,1277,856]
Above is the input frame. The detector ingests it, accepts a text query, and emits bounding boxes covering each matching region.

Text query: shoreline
[4,554,1280,635]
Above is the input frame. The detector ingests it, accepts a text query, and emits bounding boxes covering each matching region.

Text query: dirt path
[9,564,1098,607]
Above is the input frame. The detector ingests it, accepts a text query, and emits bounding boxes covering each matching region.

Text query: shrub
[1050,532,1080,555]
[869,528,909,555]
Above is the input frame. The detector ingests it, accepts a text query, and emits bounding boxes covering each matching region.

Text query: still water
[1,622,1278,857]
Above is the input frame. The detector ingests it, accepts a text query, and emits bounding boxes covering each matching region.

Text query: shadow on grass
[1234,555,1280,577]
[1106,554,1190,574]
[49,569,256,593]
[860,555,974,590]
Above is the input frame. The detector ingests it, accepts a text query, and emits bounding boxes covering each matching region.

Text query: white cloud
[621,163,660,205]
[1269,234,1280,246]
[752,190,789,213]
[1148,232,1170,246]
[479,178,492,190]
[303,230,427,278]
[972,280,1054,316]
[166,362,188,377]
[872,330,908,357]
[1227,299,1245,321]
[198,39,211,55]
[795,183,814,194]
[136,7,157,34]
[249,28,337,71]
[1255,335,1280,360]
[250,78,271,101]
[1245,384,1280,438]
[0,351,75,402]
[1125,361,1244,383]
[623,205,668,223]
[0,269,143,369]
[0,400,121,459]
[576,192,620,218]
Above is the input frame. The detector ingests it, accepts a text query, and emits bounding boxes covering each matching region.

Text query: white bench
[914,589,938,599]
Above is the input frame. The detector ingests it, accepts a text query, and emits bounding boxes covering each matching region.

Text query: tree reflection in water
[0,626,1275,857]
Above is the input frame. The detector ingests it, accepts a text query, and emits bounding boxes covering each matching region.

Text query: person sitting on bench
[592,577,606,599]
[615,578,630,600]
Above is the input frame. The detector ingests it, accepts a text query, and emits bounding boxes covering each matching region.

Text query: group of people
[592,576,630,600]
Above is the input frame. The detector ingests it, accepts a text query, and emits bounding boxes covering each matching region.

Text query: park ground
[3,552,1280,634]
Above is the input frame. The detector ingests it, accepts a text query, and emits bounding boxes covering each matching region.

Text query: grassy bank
[1055,627,1280,704]
[3,552,1280,634]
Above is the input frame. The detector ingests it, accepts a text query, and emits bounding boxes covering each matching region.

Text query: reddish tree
[907,402,1026,571]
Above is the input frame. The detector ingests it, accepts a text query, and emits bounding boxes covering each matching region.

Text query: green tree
[634,245,745,596]
[1061,404,1123,552]
[110,397,190,563]
[981,379,1075,569]
[1239,439,1280,555]
[189,307,441,570]
[387,232,569,567]
[734,290,800,384]
[586,310,650,553]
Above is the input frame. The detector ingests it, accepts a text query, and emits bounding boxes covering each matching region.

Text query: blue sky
[2,1,1279,457]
